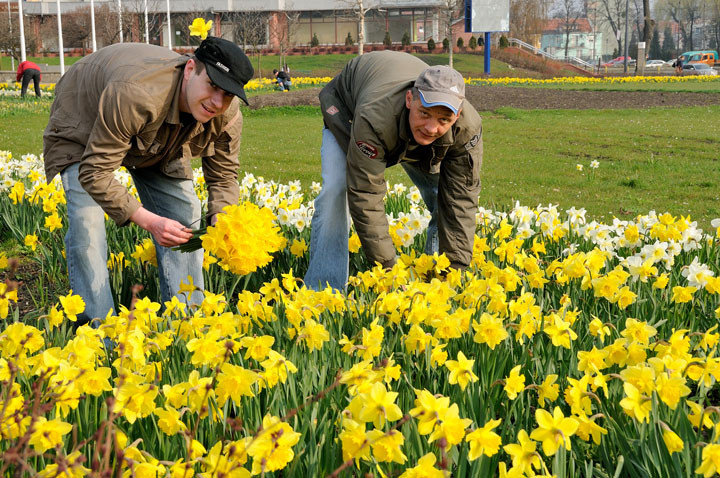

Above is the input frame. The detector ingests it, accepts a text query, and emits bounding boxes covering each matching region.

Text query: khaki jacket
[320,51,482,269]
[43,43,241,226]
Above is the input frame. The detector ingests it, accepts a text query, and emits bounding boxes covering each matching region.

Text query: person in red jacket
[16,60,42,98]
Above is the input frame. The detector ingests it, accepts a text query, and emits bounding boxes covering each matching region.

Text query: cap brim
[205,62,249,106]
[418,90,461,115]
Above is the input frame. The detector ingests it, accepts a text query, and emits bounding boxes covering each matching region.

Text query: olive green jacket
[319,50,483,269]
[43,43,241,226]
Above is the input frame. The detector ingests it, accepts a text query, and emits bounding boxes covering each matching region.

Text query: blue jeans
[61,163,204,325]
[304,129,439,291]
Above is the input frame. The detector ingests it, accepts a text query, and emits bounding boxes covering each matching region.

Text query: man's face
[405,90,460,146]
[180,59,234,123]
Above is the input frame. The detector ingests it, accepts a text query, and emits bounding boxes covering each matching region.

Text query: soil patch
[249,85,720,111]
[1,259,41,320]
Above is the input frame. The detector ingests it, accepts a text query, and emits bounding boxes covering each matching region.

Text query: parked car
[682,50,719,66]
[645,59,666,67]
[602,56,635,67]
[682,63,719,76]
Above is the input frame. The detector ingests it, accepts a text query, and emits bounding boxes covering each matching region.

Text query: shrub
[401,31,411,47]
[344,32,354,46]
[499,35,509,48]
[442,37,450,51]
[310,33,319,48]
[427,37,436,52]
[457,37,464,49]
[468,35,477,50]
[383,31,392,47]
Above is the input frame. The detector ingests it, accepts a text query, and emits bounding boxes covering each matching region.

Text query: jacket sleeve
[437,125,483,269]
[15,63,22,82]
[78,82,155,226]
[346,115,396,268]
[202,104,241,219]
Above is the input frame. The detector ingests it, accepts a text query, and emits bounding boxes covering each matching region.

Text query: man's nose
[211,90,225,108]
[424,119,439,134]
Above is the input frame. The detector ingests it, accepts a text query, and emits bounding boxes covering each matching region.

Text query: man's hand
[130,207,192,247]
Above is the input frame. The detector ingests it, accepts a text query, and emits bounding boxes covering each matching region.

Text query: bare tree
[711,0,720,50]
[437,0,464,68]
[93,3,135,46]
[554,0,583,59]
[341,0,379,55]
[269,1,300,69]
[232,11,269,77]
[62,7,93,54]
[123,0,165,44]
[667,0,706,51]
[597,0,628,55]
[510,0,550,45]
[642,0,653,44]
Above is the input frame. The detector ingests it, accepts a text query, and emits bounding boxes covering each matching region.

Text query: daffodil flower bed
[3,150,720,476]
[0,82,55,97]
[465,75,720,87]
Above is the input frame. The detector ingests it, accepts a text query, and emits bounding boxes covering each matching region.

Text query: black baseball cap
[195,36,254,105]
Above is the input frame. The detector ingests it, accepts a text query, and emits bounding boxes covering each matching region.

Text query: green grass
[0,55,84,69]
[4,96,720,228]
[3,52,510,78]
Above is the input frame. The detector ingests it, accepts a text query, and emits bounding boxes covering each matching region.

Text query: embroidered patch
[326,105,339,115]
[356,141,379,159]
[465,134,480,151]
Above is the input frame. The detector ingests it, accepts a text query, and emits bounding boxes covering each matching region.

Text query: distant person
[304,51,483,291]
[16,60,42,98]
[273,68,292,91]
[675,56,683,75]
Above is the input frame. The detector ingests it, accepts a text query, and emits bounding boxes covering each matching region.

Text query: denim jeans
[304,129,439,291]
[61,163,204,325]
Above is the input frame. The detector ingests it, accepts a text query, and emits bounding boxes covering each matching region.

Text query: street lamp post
[623,0,630,73]
[6,0,14,70]
[117,0,123,43]
[144,0,149,44]
[90,0,97,52]
[56,0,64,75]
[18,0,27,62]
[166,0,172,50]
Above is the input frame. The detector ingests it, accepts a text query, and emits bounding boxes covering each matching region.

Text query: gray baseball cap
[414,66,465,115]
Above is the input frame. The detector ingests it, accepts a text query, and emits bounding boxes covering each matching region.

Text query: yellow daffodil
[189,18,213,40]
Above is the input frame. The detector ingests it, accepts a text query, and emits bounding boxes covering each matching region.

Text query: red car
[602,56,634,67]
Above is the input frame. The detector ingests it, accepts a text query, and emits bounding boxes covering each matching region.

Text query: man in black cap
[43,37,253,325]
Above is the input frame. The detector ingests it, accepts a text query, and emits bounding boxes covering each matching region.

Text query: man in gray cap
[44,37,253,325]
[304,50,483,291]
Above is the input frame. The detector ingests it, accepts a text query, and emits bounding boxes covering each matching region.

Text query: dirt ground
[250,85,720,111]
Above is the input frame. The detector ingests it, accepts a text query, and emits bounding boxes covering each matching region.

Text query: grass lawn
[3,96,719,228]
[2,52,511,78]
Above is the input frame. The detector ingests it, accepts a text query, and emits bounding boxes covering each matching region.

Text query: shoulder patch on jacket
[465,134,481,151]
[356,141,379,159]
[326,105,339,115]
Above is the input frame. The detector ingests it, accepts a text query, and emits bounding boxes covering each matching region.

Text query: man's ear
[405,90,413,109]
[183,58,196,81]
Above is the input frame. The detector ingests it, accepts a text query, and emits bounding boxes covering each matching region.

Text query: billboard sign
[465,0,510,33]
